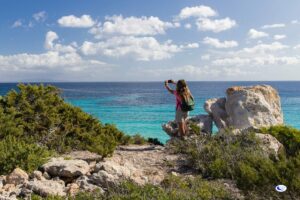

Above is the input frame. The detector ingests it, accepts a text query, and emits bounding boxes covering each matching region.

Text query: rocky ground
[0,144,202,199]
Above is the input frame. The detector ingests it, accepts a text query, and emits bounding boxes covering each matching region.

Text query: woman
[164,79,194,138]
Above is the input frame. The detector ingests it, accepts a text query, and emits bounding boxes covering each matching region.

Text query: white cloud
[12,20,22,28]
[291,20,300,24]
[213,55,300,66]
[44,31,59,49]
[58,15,95,28]
[196,17,236,33]
[211,42,295,68]
[44,31,77,53]
[178,5,217,20]
[261,23,285,29]
[294,44,300,49]
[33,11,47,22]
[202,37,238,48]
[181,43,199,49]
[81,36,196,61]
[184,23,192,29]
[0,51,105,72]
[273,34,286,40]
[248,29,269,39]
[89,15,178,38]
[242,42,288,53]
[201,54,210,60]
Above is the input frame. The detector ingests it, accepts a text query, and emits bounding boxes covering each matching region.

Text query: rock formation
[162,114,213,136]
[225,85,283,130]
[204,97,228,130]
[203,85,283,132]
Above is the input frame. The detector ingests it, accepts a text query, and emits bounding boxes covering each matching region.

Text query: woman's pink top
[173,91,182,111]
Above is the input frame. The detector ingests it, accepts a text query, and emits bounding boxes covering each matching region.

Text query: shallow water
[1,82,299,143]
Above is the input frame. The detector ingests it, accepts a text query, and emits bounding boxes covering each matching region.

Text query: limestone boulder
[6,168,28,185]
[225,85,283,130]
[27,179,66,197]
[204,97,229,130]
[162,114,213,136]
[256,133,284,157]
[42,157,90,179]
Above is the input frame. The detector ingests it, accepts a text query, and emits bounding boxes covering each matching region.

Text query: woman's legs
[178,121,187,137]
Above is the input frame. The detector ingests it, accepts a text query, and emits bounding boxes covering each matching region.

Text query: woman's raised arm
[164,80,175,94]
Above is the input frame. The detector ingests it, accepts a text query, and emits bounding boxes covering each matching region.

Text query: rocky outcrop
[255,133,284,157]
[225,85,283,130]
[203,85,283,132]
[162,114,213,136]
[204,98,228,130]
[42,157,90,179]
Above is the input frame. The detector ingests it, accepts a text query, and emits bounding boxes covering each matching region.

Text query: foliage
[260,125,300,156]
[118,134,164,146]
[147,138,164,146]
[0,135,52,174]
[169,129,300,198]
[30,176,233,200]
[0,84,127,157]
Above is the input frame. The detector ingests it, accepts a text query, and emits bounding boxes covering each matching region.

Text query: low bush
[169,129,300,198]
[31,176,233,200]
[0,135,52,174]
[0,84,130,174]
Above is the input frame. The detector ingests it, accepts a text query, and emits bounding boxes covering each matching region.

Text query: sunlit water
[1,82,299,143]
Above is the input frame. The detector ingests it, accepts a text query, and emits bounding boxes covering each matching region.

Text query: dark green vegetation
[31,176,233,200]
[0,84,133,174]
[169,126,300,199]
[260,125,300,156]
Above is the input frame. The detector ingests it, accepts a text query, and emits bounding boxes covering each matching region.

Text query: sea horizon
[1,81,299,143]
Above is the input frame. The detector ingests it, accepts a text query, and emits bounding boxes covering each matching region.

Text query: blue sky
[1,0,300,81]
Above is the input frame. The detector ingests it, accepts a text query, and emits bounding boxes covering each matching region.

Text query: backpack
[181,95,195,112]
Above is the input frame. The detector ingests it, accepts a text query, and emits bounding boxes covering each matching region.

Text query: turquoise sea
[0,82,299,142]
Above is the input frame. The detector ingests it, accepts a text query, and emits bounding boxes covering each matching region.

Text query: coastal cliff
[0,84,299,199]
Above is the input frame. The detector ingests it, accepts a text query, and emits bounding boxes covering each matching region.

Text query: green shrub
[170,130,300,198]
[0,136,52,174]
[0,84,126,157]
[30,176,232,200]
[260,125,300,156]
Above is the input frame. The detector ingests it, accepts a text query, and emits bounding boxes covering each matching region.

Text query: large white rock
[42,157,90,178]
[162,114,213,136]
[225,85,283,130]
[204,98,229,130]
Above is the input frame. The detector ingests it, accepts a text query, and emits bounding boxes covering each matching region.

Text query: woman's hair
[176,79,192,100]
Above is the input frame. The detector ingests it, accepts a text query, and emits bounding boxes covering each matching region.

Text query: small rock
[75,176,104,193]
[65,183,80,196]
[42,157,90,178]
[42,172,51,180]
[171,171,178,176]
[6,168,28,185]
[0,176,5,189]
[32,171,44,181]
[27,179,66,197]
